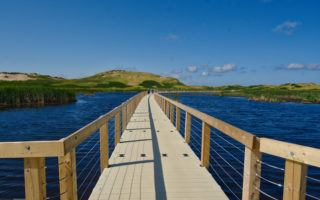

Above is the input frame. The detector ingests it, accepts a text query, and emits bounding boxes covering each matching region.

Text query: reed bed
[0,86,76,108]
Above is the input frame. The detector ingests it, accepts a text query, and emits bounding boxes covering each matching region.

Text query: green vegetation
[1,71,320,107]
[0,70,187,92]
[208,83,320,104]
[0,70,186,108]
[0,86,76,108]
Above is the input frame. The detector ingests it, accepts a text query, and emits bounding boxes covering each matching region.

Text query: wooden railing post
[242,139,261,200]
[166,101,170,117]
[201,122,210,168]
[125,104,129,126]
[100,122,109,171]
[130,102,133,118]
[122,105,127,131]
[175,107,181,131]
[24,157,46,200]
[170,104,174,123]
[283,160,307,200]
[58,149,77,200]
[185,112,191,144]
[115,112,121,145]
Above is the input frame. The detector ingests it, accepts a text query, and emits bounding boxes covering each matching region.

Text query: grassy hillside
[0,70,186,108]
[1,71,320,105]
[207,83,320,104]
[0,70,186,91]
[55,70,185,90]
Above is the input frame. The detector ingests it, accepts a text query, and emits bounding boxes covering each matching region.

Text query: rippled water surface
[1,92,320,200]
[0,92,136,199]
[164,92,320,200]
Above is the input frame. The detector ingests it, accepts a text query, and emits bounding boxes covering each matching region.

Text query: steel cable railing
[192,120,286,199]
[0,91,147,200]
[157,93,299,200]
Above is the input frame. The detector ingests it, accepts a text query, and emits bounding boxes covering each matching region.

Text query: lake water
[0,92,319,200]
[164,92,320,200]
[0,92,136,200]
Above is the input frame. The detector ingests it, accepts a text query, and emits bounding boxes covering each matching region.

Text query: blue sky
[0,0,319,86]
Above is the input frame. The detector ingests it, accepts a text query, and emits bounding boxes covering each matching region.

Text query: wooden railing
[154,93,320,200]
[0,91,147,200]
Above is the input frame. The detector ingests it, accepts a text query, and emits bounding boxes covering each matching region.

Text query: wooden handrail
[0,91,147,200]
[154,93,256,149]
[0,92,146,158]
[260,138,320,168]
[0,140,65,158]
[153,92,320,200]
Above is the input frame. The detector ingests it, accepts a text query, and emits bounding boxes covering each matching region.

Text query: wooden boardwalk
[89,94,228,200]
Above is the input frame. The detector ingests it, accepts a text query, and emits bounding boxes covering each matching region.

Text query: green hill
[63,70,185,90]
[1,71,320,104]
[0,70,186,91]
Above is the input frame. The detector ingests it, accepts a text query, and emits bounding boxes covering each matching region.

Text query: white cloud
[287,63,305,69]
[308,64,320,70]
[283,63,320,70]
[201,71,209,76]
[165,33,179,41]
[187,65,198,73]
[213,64,237,73]
[273,21,300,35]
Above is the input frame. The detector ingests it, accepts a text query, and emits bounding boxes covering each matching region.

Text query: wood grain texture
[185,112,191,144]
[58,149,78,200]
[283,160,307,200]
[24,157,46,200]
[175,107,181,131]
[115,112,121,145]
[100,123,109,171]
[260,138,320,167]
[242,139,261,200]
[0,141,64,158]
[201,122,210,168]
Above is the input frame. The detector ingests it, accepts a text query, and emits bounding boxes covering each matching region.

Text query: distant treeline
[0,86,76,108]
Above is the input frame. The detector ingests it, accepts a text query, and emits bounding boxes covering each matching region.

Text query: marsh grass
[0,86,76,108]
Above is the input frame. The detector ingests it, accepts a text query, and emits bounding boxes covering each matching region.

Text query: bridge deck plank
[89,95,227,200]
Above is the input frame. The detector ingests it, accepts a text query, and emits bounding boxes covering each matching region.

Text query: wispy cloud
[212,64,237,73]
[273,21,300,35]
[286,63,305,69]
[187,65,198,73]
[165,33,179,41]
[201,71,209,76]
[282,63,320,70]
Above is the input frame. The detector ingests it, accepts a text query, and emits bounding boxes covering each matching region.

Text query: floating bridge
[0,92,319,200]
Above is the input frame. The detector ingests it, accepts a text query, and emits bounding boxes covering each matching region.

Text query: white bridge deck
[89,95,227,200]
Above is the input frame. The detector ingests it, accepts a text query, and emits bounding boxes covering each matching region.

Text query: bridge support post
[175,107,181,132]
[115,112,121,145]
[170,104,174,124]
[24,157,46,200]
[184,112,191,144]
[166,101,169,117]
[122,106,127,131]
[242,139,261,200]
[58,149,78,200]
[127,103,131,120]
[201,122,210,168]
[283,160,307,200]
[100,122,109,171]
